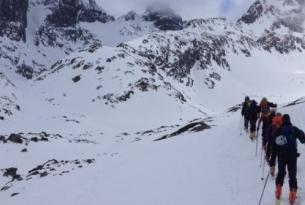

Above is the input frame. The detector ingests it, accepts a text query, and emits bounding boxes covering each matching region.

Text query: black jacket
[248,101,260,121]
[241,100,251,118]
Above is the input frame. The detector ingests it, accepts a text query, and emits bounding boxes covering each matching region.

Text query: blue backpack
[275,126,296,150]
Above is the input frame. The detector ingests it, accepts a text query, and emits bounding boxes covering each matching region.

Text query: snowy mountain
[0,72,20,121]
[239,0,305,53]
[1,0,305,204]
[0,0,184,79]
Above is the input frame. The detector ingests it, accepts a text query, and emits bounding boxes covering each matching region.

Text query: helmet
[245,96,250,101]
[272,115,283,128]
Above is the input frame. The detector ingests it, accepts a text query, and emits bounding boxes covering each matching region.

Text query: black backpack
[275,126,296,151]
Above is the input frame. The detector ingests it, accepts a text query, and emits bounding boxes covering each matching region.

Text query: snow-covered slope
[1,0,305,204]
[0,73,20,121]
[239,0,305,53]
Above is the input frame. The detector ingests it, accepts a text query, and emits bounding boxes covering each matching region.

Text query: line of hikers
[241,96,305,205]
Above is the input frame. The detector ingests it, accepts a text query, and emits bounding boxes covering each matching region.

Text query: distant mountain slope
[0,73,20,121]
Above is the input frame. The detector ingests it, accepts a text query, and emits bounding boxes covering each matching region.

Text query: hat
[282,114,291,125]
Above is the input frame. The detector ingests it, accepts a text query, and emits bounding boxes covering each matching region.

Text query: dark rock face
[123,11,137,21]
[154,15,183,31]
[78,0,115,23]
[143,5,183,31]
[16,64,35,80]
[155,120,211,141]
[0,0,29,41]
[238,0,264,24]
[258,32,305,53]
[46,0,114,27]
[1,159,95,193]
[46,0,82,27]
[8,133,23,144]
[3,167,22,181]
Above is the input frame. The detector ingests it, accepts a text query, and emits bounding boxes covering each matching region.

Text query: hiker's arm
[268,102,277,108]
[294,127,305,144]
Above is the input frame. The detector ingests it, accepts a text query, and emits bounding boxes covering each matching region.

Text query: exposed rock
[123,11,137,21]
[0,135,5,142]
[3,167,22,181]
[11,193,19,197]
[16,64,34,80]
[46,0,114,27]
[7,133,23,144]
[238,0,264,24]
[283,97,305,107]
[78,0,115,23]
[143,4,183,31]
[46,0,82,27]
[1,159,95,193]
[21,148,28,152]
[72,75,81,82]
[155,120,211,141]
[3,167,18,178]
[0,0,29,41]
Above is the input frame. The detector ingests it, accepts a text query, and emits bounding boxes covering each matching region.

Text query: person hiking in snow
[274,114,305,204]
[241,96,251,131]
[248,100,260,140]
[265,112,282,177]
[258,97,277,141]
[262,107,277,151]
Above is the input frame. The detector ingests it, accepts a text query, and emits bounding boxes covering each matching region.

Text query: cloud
[97,0,255,20]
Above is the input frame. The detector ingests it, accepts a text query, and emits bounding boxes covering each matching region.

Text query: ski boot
[289,189,297,204]
[275,185,282,199]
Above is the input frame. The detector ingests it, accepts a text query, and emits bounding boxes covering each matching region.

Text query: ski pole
[255,127,259,157]
[259,146,263,168]
[240,116,243,136]
[258,172,270,205]
[261,155,266,181]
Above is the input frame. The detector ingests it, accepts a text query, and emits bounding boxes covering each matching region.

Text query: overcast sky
[96,0,255,20]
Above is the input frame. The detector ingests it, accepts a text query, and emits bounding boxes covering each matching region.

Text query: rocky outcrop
[238,0,264,24]
[78,0,115,23]
[1,159,95,193]
[46,0,81,27]
[258,31,305,53]
[46,0,114,27]
[143,4,183,31]
[0,0,29,41]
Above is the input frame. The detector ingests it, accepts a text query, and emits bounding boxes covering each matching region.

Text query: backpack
[275,126,296,150]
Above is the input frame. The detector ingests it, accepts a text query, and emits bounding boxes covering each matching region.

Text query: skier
[241,96,251,131]
[248,100,260,140]
[265,112,282,177]
[274,114,305,204]
[262,107,276,153]
[259,98,277,145]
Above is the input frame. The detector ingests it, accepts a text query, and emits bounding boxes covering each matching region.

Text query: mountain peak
[143,2,183,31]
[238,0,305,32]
